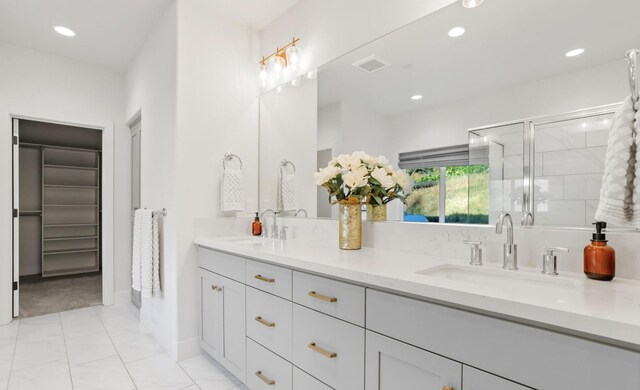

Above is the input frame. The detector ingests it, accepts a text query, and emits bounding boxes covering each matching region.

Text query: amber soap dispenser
[252,212,262,236]
[584,221,615,281]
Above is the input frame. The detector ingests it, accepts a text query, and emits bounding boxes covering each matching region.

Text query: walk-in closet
[16,119,102,317]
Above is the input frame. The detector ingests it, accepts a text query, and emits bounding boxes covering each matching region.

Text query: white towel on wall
[132,209,161,297]
[595,96,638,225]
[221,168,245,212]
[278,170,297,211]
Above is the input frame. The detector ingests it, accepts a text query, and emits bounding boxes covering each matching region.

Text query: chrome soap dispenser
[584,221,615,281]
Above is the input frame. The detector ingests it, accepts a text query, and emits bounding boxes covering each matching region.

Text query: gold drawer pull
[255,274,275,283]
[255,370,275,385]
[442,387,454,390]
[308,291,337,303]
[308,342,337,358]
[255,316,275,328]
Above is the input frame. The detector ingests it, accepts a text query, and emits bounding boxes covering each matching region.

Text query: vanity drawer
[292,304,364,390]
[246,259,292,299]
[293,271,365,326]
[246,286,293,360]
[198,246,245,282]
[247,338,292,390]
[293,367,333,390]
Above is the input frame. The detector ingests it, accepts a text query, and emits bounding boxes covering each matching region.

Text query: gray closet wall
[18,120,102,277]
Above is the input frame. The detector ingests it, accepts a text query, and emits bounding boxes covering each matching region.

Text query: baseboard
[113,289,131,306]
[176,337,201,361]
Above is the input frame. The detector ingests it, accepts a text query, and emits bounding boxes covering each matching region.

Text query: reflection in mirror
[259,0,640,228]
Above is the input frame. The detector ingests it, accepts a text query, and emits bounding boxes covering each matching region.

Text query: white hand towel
[278,170,297,211]
[595,96,637,225]
[221,168,245,212]
[132,209,161,297]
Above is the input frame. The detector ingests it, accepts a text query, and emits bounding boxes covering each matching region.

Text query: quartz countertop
[194,236,640,351]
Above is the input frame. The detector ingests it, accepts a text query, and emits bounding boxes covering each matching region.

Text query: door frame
[0,105,115,324]
[128,110,142,308]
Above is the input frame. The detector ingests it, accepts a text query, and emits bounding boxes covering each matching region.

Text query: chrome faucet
[295,208,308,217]
[261,209,279,239]
[496,213,518,270]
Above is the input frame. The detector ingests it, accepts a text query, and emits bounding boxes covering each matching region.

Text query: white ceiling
[318,0,640,116]
[0,0,299,72]
[207,0,301,30]
[0,0,172,71]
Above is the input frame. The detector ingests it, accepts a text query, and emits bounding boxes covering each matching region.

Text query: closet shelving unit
[21,143,102,277]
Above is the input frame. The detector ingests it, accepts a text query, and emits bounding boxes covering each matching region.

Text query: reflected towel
[595,96,638,225]
[221,168,245,212]
[132,209,161,297]
[278,170,297,211]
[634,102,640,226]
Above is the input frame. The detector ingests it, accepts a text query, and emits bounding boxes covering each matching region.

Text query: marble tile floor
[0,303,248,390]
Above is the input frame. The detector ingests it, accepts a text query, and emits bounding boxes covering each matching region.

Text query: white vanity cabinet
[365,330,461,390]
[463,367,529,390]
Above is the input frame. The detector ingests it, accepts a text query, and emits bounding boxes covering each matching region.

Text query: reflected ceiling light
[411,95,423,101]
[257,37,303,88]
[53,25,76,37]
[304,68,318,79]
[290,77,301,87]
[565,48,585,57]
[448,27,466,38]
[462,0,484,8]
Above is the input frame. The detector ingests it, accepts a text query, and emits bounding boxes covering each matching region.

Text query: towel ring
[280,159,296,174]
[224,152,243,170]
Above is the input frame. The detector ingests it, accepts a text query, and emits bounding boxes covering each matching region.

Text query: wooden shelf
[44,223,99,228]
[43,265,100,278]
[44,185,98,189]
[43,204,99,207]
[44,236,98,242]
[19,211,42,215]
[43,249,98,256]
[44,164,98,171]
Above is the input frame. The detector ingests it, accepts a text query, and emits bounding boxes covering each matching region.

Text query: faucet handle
[542,247,569,275]
[463,240,483,266]
[279,226,288,240]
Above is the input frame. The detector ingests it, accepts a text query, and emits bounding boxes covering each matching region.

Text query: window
[400,146,489,224]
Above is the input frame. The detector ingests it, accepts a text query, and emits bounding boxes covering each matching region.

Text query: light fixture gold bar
[308,342,337,358]
[254,274,275,283]
[255,371,276,385]
[259,37,301,64]
[255,316,276,328]
[308,291,337,303]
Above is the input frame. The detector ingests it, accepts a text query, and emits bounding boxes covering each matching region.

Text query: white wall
[124,1,179,357]
[174,0,259,360]
[0,41,127,324]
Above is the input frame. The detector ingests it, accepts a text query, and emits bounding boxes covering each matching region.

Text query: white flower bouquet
[314,151,414,206]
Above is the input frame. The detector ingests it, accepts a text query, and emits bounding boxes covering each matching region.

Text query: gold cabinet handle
[211,285,218,290]
[308,291,337,303]
[442,387,454,390]
[217,286,223,293]
[255,370,275,385]
[255,316,275,328]
[308,342,337,358]
[255,274,275,283]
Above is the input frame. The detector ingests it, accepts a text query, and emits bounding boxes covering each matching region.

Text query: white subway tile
[535,200,586,226]
[542,147,606,176]
[535,122,585,153]
[564,173,603,200]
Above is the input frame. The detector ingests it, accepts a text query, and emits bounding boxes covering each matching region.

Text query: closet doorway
[129,113,142,309]
[13,119,103,318]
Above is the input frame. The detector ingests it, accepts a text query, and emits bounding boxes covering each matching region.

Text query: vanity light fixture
[411,94,423,101]
[565,48,585,57]
[448,27,466,38]
[290,77,301,87]
[53,25,76,37]
[462,0,484,8]
[304,69,318,80]
[258,37,304,88]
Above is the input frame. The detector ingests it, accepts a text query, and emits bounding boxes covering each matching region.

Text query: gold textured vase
[338,202,362,250]
[366,204,387,222]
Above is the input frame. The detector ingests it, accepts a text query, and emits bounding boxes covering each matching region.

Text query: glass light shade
[257,63,268,88]
[285,45,303,71]
[290,77,301,87]
[268,55,286,81]
[462,0,484,8]
[304,68,318,79]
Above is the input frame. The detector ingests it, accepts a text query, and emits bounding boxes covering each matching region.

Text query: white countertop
[194,235,640,351]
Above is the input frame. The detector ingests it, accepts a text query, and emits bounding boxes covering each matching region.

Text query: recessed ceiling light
[448,27,466,38]
[53,25,76,37]
[411,95,423,101]
[462,0,484,8]
[565,48,585,57]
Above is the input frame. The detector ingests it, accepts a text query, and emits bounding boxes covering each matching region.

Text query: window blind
[398,144,470,169]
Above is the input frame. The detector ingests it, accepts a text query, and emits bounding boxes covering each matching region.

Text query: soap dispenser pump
[584,221,615,281]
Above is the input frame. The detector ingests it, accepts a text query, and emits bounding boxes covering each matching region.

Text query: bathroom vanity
[195,236,640,390]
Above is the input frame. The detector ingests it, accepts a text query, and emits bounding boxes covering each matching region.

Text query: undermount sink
[225,236,274,247]
[416,264,579,291]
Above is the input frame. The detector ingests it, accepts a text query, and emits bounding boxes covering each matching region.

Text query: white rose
[375,155,389,166]
[352,151,374,165]
[314,166,341,186]
[336,154,363,170]
[343,165,369,189]
[328,158,338,167]
[371,167,395,189]
[392,170,414,194]
[383,164,394,173]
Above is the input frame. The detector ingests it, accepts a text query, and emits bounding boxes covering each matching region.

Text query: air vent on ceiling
[352,55,391,73]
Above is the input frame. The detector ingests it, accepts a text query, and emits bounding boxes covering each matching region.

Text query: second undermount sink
[416,264,579,291]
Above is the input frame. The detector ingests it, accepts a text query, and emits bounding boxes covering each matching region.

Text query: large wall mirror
[259,0,640,229]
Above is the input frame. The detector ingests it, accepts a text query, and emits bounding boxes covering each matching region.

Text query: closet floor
[19,273,102,318]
